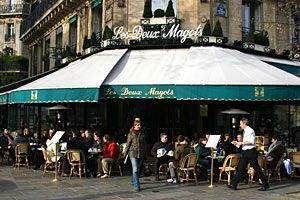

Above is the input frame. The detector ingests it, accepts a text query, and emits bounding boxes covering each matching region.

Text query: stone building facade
[20,0,295,77]
[0,0,29,55]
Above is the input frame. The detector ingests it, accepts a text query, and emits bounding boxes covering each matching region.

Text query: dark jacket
[67,136,86,151]
[175,143,193,163]
[11,134,29,149]
[124,131,147,159]
[151,141,173,158]
[0,134,14,149]
[265,142,285,169]
[194,143,211,159]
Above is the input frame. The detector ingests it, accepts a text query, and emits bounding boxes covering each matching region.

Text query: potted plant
[165,0,175,17]
[82,35,91,55]
[61,45,71,63]
[243,29,270,52]
[143,0,153,18]
[212,20,224,44]
[165,0,179,25]
[242,27,255,50]
[90,32,100,52]
[61,45,76,63]
[101,26,119,47]
[198,20,211,44]
[141,0,153,25]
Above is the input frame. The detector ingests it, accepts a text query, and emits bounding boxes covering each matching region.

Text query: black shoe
[227,184,237,190]
[258,184,269,191]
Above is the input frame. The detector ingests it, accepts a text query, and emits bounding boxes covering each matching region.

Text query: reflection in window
[242,0,262,31]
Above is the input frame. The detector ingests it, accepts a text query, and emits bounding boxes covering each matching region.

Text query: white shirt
[242,126,256,150]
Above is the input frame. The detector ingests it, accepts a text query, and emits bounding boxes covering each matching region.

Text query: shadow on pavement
[0,179,18,191]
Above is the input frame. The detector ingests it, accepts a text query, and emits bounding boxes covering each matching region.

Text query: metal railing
[0,3,30,14]
[20,0,57,36]
[4,34,15,42]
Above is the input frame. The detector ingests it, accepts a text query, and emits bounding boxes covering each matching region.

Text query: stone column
[49,30,56,70]
[87,4,92,38]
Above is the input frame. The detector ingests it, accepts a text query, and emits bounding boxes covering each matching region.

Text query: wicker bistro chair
[218,154,241,184]
[248,155,265,184]
[67,150,86,179]
[108,158,123,176]
[41,147,61,176]
[290,152,300,178]
[265,154,284,183]
[14,142,30,169]
[177,153,199,184]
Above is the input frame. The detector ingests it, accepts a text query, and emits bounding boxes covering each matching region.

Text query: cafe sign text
[112,24,203,43]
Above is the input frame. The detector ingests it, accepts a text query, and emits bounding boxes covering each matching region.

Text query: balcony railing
[0,4,30,15]
[4,34,15,42]
[20,0,57,36]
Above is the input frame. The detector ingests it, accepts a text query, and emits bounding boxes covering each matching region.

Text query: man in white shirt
[228,118,269,191]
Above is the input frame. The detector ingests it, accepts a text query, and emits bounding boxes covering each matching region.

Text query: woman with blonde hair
[124,120,147,192]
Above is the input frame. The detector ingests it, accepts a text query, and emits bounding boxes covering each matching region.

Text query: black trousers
[155,156,173,175]
[231,148,267,187]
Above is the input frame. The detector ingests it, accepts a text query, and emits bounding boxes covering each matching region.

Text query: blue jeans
[130,157,141,190]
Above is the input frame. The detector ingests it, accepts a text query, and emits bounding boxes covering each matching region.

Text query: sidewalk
[0,165,299,200]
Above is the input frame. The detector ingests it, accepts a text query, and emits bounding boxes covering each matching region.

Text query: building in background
[0,0,30,55]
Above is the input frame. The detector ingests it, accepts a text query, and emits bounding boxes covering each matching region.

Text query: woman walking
[124,120,147,192]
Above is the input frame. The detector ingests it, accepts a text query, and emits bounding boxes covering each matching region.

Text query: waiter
[228,118,269,191]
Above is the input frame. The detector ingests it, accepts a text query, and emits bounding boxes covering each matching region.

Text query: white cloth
[242,126,256,150]
[283,159,292,175]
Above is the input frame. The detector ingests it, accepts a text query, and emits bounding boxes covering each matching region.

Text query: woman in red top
[100,134,120,178]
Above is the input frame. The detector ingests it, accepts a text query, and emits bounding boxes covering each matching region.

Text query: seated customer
[264,135,285,170]
[100,134,120,178]
[0,128,14,162]
[195,137,219,180]
[175,135,193,164]
[195,137,211,169]
[151,133,176,183]
[220,133,236,157]
[61,131,87,176]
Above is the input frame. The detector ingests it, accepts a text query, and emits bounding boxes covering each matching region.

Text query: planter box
[141,17,179,25]
[197,36,224,44]
[61,56,75,64]
[82,46,100,55]
[61,57,69,64]
[101,39,120,48]
[242,42,269,52]
[83,47,92,55]
[242,42,255,50]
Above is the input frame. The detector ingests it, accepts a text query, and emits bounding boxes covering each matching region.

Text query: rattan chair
[67,149,86,179]
[41,147,60,176]
[14,142,30,169]
[218,154,240,184]
[248,155,265,184]
[290,152,300,178]
[265,154,284,183]
[177,153,199,184]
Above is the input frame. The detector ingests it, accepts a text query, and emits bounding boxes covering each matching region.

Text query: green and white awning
[0,93,7,105]
[254,54,300,77]
[3,47,300,104]
[101,47,300,101]
[7,49,127,104]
